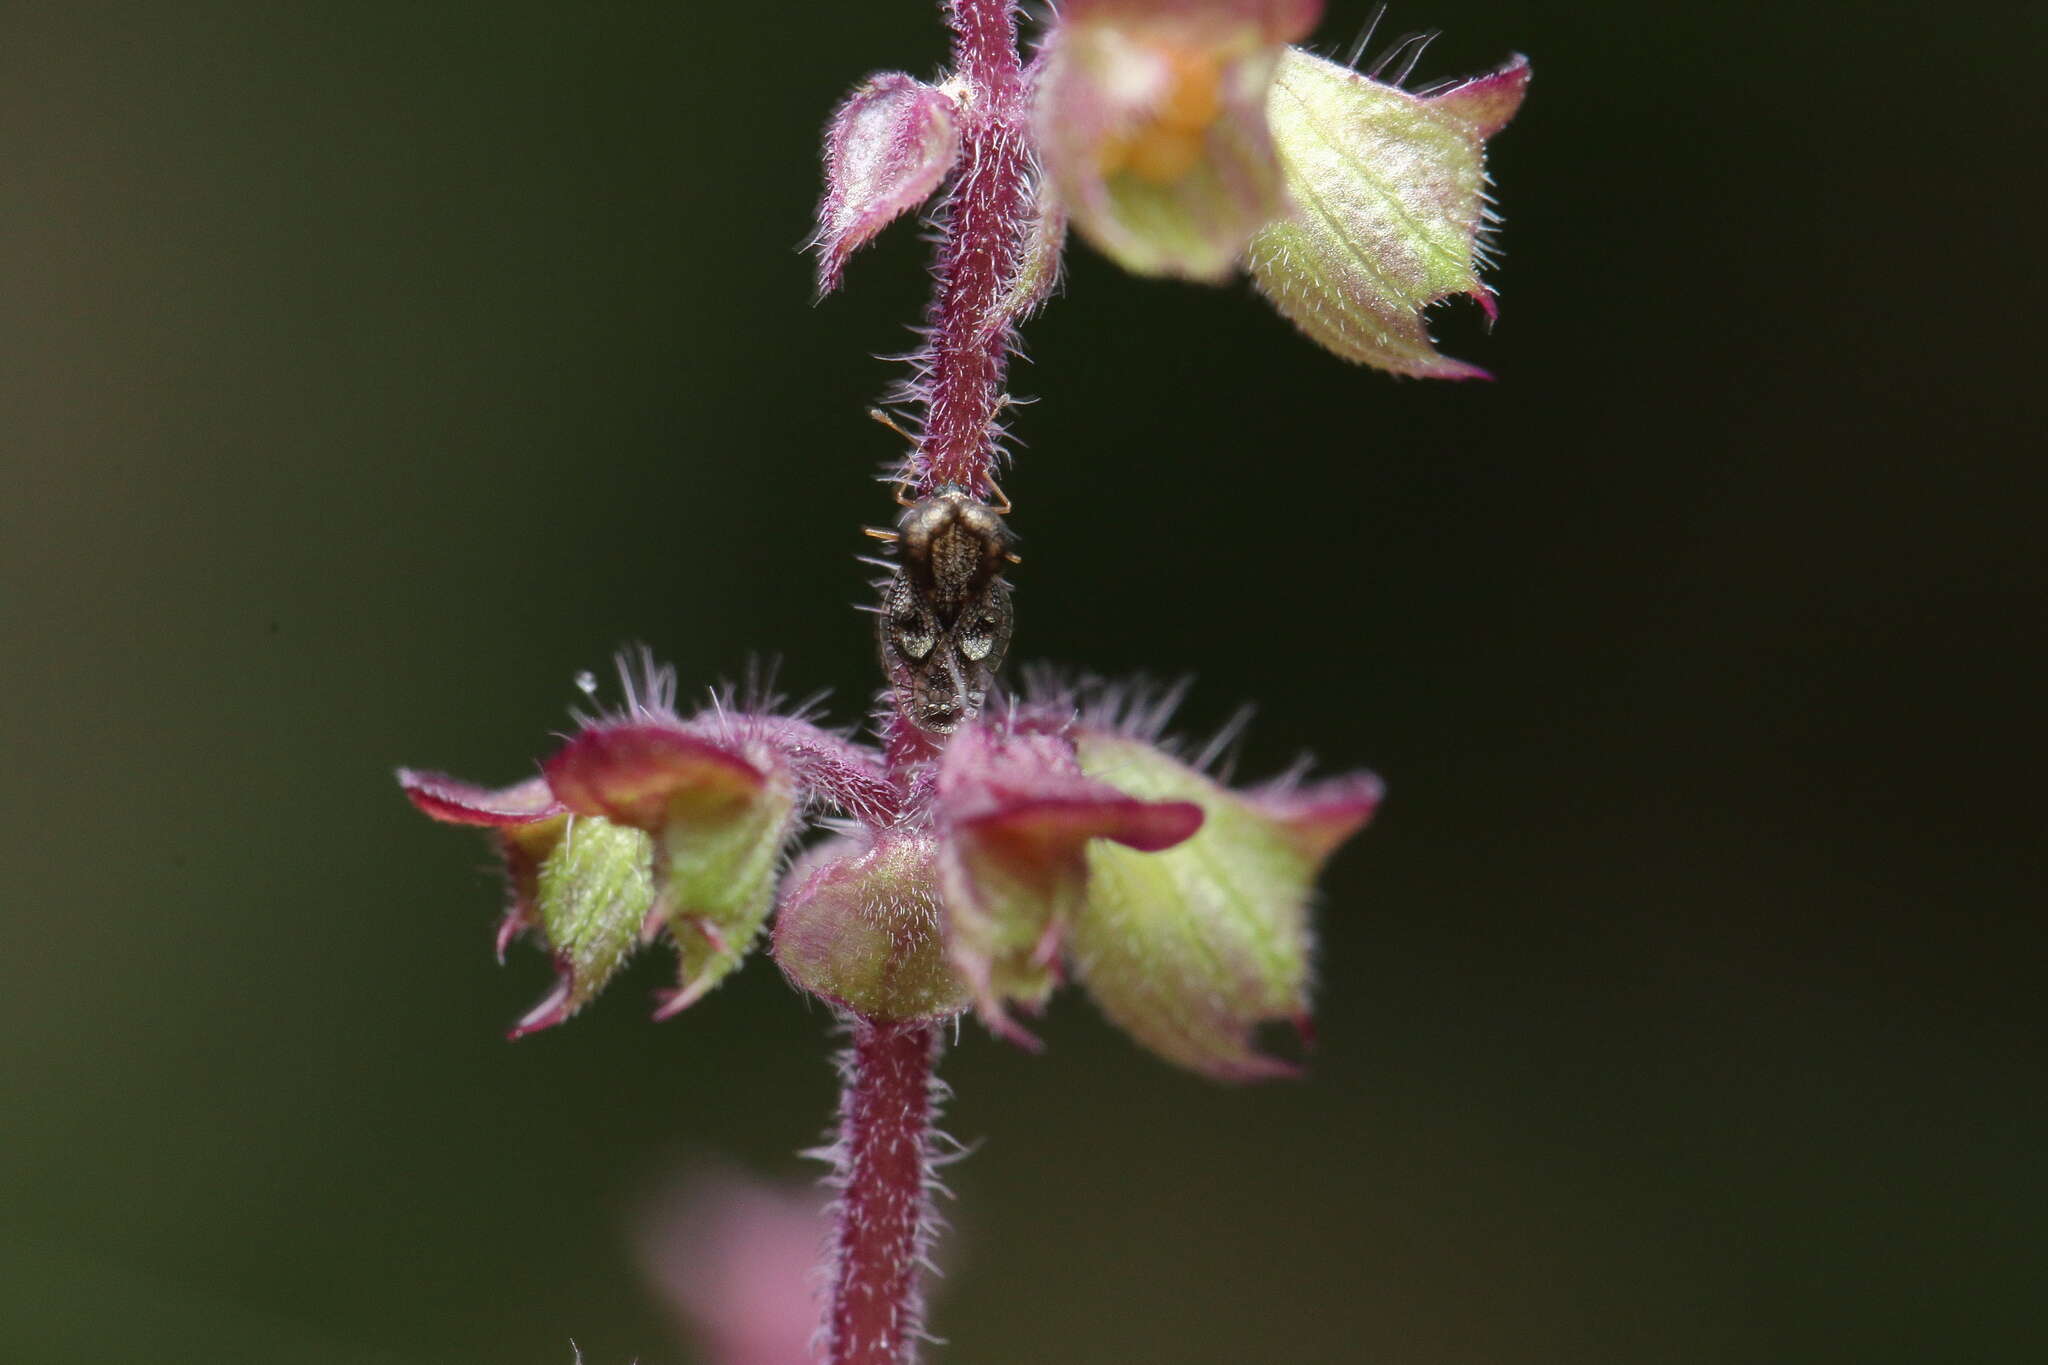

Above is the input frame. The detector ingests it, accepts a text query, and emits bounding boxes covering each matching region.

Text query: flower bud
[1070,732,1381,1080]
[813,71,962,295]
[1248,49,1530,377]
[397,770,655,1037]
[544,719,801,1017]
[772,832,970,1022]
[1037,0,1321,281]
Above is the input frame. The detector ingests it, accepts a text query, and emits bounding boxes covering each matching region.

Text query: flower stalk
[397,0,1523,1354]
[822,6,1026,1352]
[906,0,1033,498]
[820,1020,947,1365]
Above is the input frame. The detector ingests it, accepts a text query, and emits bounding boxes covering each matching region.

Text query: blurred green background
[3,1,2040,1362]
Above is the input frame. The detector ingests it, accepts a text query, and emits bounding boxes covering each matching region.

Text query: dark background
[3,1,2040,1362]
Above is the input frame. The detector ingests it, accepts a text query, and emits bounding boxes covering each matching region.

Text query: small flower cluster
[402,0,1517,1083]
[818,0,1528,377]
[402,661,1377,1079]
[401,3,1525,1353]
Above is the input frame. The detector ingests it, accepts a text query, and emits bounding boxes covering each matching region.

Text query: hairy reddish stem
[910,0,1031,498]
[824,6,1024,1358]
[768,721,902,826]
[824,1020,946,1365]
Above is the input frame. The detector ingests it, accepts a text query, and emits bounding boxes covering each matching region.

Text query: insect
[866,480,1017,734]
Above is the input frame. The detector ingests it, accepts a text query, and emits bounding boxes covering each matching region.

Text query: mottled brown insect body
[876,487,1015,734]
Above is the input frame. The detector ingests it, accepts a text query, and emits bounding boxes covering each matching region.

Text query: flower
[544,708,803,1019]
[1035,2,1528,376]
[400,657,887,1035]
[1067,710,1381,1079]
[1249,48,1531,377]
[932,714,1204,1043]
[1036,0,1322,281]
[783,681,1379,1080]
[401,659,1377,1081]
[397,768,656,1038]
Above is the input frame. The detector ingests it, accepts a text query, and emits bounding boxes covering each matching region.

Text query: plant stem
[910,0,1030,498]
[823,1019,946,1365]
[825,6,1026,1358]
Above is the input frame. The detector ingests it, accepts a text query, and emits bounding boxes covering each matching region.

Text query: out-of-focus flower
[813,71,963,295]
[1036,0,1322,281]
[1248,49,1531,377]
[634,1168,829,1365]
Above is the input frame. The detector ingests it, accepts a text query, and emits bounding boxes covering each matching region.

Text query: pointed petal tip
[1414,343,1495,381]
[1259,771,1384,863]
[1028,916,1068,976]
[399,769,562,826]
[506,968,576,1040]
[1421,359,1494,383]
[1230,1016,1318,1082]
[1429,53,1532,139]
[651,967,719,1021]
[493,908,531,963]
[959,954,1046,1052]
[981,1003,1047,1054]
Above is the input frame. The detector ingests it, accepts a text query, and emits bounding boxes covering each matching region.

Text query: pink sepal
[958,794,1203,856]
[493,906,532,964]
[396,770,561,826]
[506,959,576,1040]
[650,972,717,1022]
[544,723,765,830]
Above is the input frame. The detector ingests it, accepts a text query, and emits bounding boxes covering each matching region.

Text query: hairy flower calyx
[399,662,894,1036]
[1038,0,1322,281]
[1250,48,1530,378]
